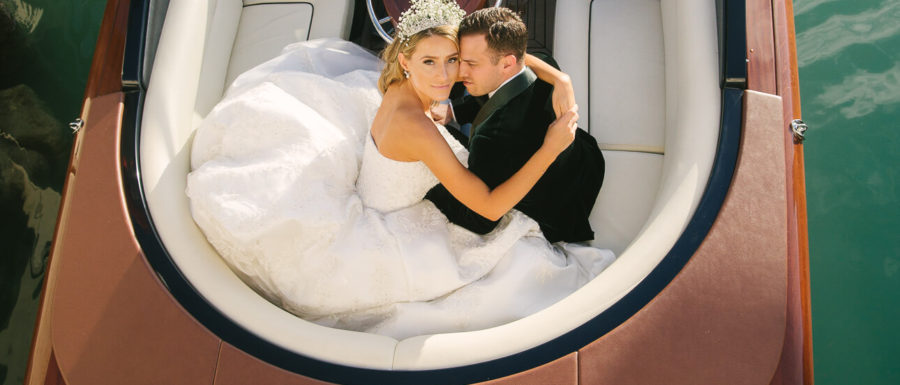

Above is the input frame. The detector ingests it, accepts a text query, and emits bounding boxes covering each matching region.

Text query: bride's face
[400,35,460,103]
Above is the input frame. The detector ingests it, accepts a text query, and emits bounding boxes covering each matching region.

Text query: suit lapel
[470,68,538,138]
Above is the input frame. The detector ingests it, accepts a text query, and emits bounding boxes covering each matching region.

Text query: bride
[187,0,614,339]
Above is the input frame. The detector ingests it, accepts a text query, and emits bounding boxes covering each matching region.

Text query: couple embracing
[188,0,613,339]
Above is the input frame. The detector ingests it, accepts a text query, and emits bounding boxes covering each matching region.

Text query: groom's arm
[450,82,480,125]
[424,183,500,234]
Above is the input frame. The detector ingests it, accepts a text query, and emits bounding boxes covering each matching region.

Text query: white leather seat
[563,0,668,255]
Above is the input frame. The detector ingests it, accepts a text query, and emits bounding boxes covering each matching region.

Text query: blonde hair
[378,25,459,94]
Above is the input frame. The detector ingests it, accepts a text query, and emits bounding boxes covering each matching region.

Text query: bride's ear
[398,53,409,72]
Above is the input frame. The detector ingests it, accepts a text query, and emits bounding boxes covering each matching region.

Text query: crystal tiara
[396,0,466,42]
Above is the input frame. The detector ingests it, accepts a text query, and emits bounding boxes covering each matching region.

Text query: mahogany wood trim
[746,0,777,93]
[27,0,129,380]
[768,0,813,384]
[783,0,814,383]
[81,0,131,104]
[44,352,66,385]
[22,0,108,374]
[23,108,81,385]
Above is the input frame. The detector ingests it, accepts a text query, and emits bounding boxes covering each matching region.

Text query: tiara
[396,0,466,42]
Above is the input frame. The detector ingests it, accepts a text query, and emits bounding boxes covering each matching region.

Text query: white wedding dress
[187,38,615,339]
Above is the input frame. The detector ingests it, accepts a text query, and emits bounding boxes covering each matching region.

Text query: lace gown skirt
[186,38,615,339]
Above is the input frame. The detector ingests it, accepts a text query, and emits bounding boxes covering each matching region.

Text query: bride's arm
[405,107,579,221]
[524,53,576,119]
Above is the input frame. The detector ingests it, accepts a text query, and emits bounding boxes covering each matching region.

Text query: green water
[0,1,897,384]
[796,0,900,383]
[0,1,105,384]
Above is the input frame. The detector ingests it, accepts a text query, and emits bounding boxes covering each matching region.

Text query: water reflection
[796,0,900,67]
[814,63,900,119]
[0,84,65,385]
[797,0,900,383]
[3,0,44,33]
[794,0,840,16]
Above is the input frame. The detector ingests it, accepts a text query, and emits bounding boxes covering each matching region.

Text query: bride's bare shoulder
[381,87,439,138]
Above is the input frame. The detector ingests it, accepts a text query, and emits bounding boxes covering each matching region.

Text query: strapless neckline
[369,132,418,163]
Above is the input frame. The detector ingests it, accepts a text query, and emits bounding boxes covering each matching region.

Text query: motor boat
[26,0,813,383]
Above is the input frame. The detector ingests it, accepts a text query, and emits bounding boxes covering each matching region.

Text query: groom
[425,7,605,243]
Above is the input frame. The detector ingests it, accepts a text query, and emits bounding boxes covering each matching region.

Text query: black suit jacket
[425,68,605,243]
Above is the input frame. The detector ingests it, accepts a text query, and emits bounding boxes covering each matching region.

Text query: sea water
[796,0,900,383]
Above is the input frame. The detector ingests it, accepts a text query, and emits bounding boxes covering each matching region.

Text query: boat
[26,0,813,383]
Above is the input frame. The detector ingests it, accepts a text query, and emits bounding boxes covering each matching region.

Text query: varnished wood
[769,0,801,382]
[50,92,221,385]
[24,0,130,381]
[81,0,131,103]
[746,0,777,93]
[783,0,814,382]
[43,352,66,385]
[579,90,789,385]
[768,0,813,384]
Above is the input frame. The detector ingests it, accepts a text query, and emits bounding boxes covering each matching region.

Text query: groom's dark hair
[459,7,527,64]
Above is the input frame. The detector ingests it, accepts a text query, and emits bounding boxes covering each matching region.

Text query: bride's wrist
[536,144,562,160]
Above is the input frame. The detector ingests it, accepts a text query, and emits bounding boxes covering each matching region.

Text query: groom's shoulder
[499,79,554,119]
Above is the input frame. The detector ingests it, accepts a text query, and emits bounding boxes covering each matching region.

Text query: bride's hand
[524,53,576,119]
[543,105,579,154]
[551,73,576,119]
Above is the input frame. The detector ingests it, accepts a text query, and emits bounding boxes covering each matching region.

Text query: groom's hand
[430,101,453,125]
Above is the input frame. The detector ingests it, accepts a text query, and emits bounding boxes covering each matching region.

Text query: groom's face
[458,34,506,97]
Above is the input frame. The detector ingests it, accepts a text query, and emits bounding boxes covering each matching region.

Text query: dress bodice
[356,124,467,212]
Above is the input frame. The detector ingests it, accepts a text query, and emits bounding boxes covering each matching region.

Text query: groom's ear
[500,54,518,71]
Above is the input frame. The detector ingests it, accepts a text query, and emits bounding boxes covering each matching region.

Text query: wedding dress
[187,38,615,339]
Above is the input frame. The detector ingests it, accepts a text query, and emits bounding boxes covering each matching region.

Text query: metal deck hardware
[69,118,85,134]
[791,119,807,143]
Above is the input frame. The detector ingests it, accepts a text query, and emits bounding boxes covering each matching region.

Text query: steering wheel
[366,0,504,43]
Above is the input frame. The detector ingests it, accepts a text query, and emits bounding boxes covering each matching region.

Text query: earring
[403,70,410,79]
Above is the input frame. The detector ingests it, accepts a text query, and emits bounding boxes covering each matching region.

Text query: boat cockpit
[122,0,743,382]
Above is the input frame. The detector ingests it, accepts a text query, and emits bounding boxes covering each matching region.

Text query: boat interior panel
[138,0,721,374]
[505,0,556,58]
[588,0,666,152]
[226,4,314,87]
